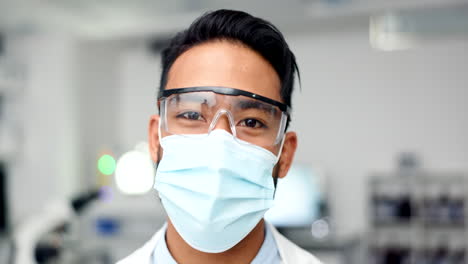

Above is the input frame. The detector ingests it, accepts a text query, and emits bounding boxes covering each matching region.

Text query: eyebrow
[235,99,277,115]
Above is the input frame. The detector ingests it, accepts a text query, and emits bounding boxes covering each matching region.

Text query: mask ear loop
[273,135,286,196]
[272,112,289,196]
[273,111,288,164]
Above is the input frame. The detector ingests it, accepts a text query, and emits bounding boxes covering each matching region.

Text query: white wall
[118,44,160,150]
[6,35,130,225]
[75,40,124,187]
[288,30,468,236]
[117,30,468,237]
[6,33,80,223]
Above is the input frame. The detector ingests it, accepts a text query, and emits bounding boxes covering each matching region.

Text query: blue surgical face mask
[154,129,281,253]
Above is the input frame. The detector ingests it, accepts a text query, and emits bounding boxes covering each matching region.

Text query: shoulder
[268,223,323,264]
[116,225,166,264]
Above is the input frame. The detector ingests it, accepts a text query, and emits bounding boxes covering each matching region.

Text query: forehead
[165,40,282,103]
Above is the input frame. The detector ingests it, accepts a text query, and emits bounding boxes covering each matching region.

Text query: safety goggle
[158,86,290,147]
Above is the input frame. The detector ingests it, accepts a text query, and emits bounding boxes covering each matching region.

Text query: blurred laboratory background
[1,0,468,263]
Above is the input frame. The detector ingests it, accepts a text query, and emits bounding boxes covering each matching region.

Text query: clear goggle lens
[159,91,288,147]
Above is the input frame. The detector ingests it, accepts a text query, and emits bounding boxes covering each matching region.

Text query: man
[119,9,322,264]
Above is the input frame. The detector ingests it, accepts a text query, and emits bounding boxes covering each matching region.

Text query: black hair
[159,9,300,110]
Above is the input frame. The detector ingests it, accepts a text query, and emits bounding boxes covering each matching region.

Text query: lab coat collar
[117,222,322,264]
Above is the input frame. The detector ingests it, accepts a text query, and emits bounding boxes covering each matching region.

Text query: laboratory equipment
[368,173,467,264]
[13,189,101,264]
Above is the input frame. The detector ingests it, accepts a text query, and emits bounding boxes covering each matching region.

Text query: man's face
[149,40,297,179]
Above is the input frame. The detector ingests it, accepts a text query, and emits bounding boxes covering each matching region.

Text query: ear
[277,131,298,179]
[148,114,161,163]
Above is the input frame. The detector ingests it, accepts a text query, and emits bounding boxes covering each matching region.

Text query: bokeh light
[97,154,116,175]
[115,146,154,195]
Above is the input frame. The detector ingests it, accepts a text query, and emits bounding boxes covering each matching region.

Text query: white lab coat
[117,222,322,264]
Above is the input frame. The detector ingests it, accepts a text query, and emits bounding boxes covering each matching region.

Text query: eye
[177,111,204,121]
[239,118,266,128]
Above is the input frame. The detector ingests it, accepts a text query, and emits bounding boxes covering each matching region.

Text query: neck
[165,219,266,264]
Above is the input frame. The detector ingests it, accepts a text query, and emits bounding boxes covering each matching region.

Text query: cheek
[263,144,282,157]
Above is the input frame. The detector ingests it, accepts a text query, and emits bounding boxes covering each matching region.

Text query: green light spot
[98,154,116,175]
